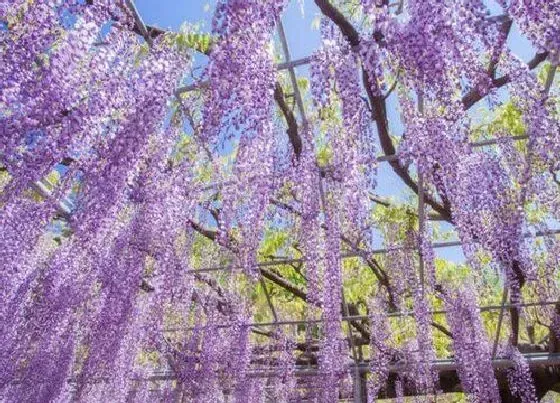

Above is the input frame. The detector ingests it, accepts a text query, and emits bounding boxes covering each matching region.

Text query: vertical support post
[260,277,278,323]
[277,20,308,127]
[492,287,509,358]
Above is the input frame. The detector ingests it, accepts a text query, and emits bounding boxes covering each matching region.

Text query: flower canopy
[1,0,560,402]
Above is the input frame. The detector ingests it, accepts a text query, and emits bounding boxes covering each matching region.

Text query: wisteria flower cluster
[1,0,559,401]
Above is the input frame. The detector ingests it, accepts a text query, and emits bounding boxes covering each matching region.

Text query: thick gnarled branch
[274,83,303,158]
[462,51,549,110]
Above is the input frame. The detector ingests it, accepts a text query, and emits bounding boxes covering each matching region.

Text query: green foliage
[175,23,214,54]
[372,201,417,236]
[173,31,213,54]
[297,77,309,93]
[0,169,11,192]
[134,42,150,66]
[259,228,290,259]
[342,258,376,304]
[490,102,526,137]
[316,143,333,167]
[471,101,526,142]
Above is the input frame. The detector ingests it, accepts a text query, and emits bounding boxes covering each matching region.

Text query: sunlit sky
[134,0,538,263]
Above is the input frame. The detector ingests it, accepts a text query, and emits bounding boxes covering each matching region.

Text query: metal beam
[187,227,560,274]
[141,352,560,381]
[163,300,560,332]
[124,0,153,47]
[31,180,72,219]
[277,20,308,126]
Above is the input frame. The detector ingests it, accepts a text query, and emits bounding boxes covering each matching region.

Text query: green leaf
[174,30,214,54]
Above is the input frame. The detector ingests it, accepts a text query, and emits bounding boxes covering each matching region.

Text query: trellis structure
[2,0,560,402]
[127,1,560,400]
[151,2,560,398]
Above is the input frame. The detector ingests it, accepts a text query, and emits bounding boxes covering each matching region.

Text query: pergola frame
[29,0,560,400]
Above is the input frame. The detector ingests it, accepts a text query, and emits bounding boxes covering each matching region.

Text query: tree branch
[274,83,303,158]
[462,51,549,110]
[312,0,453,220]
[188,218,309,303]
[431,321,453,338]
[362,67,453,221]
[340,234,398,311]
[313,0,360,47]
[260,268,308,302]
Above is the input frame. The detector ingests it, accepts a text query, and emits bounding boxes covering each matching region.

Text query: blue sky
[134,0,538,263]
[136,0,321,60]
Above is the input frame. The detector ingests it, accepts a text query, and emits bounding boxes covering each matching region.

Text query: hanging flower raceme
[201,0,288,278]
[503,345,538,403]
[267,330,297,402]
[219,126,279,278]
[318,179,351,402]
[167,286,258,402]
[5,29,140,205]
[72,212,154,399]
[399,101,533,297]
[0,2,135,201]
[294,129,323,307]
[310,19,378,230]
[445,288,501,402]
[381,221,438,395]
[409,287,438,395]
[401,230,438,395]
[95,282,163,403]
[0,177,80,399]
[451,152,534,297]
[231,318,252,402]
[363,0,500,102]
[79,128,197,401]
[500,50,560,175]
[367,296,391,402]
[72,38,190,238]
[2,209,135,402]
[398,102,470,182]
[358,1,389,98]
[201,0,286,147]
[508,0,560,54]
[168,305,210,399]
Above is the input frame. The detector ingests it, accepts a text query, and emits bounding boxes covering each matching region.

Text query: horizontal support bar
[276,56,311,71]
[174,56,311,96]
[15,352,558,386]
[141,352,560,381]
[163,300,560,332]
[187,228,560,274]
